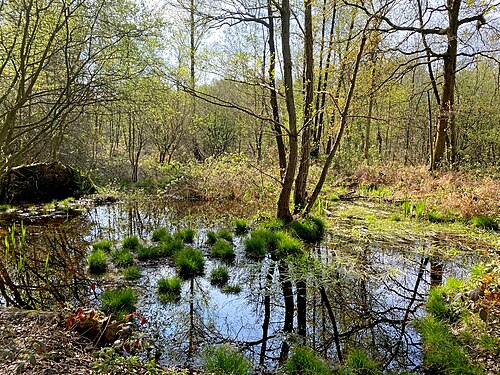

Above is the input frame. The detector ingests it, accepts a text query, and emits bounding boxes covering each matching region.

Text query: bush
[157,276,182,302]
[92,239,113,253]
[210,266,229,287]
[152,227,171,242]
[216,228,233,243]
[471,215,498,230]
[101,288,136,318]
[88,249,108,274]
[244,236,267,260]
[275,231,303,259]
[175,228,196,243]
[284,346,332,375]
[175,247,205,280]
[122,265,141,280]
[210,239,235,262]
[203,345,251,375]
[122,236,140,251]
[206,231,217,245]
[112,249,134,268]
[234,219,249,234]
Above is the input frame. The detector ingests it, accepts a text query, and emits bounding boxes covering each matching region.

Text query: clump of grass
[101,288,136,318]
[234,219,249,234]
[244,236,267,260]
[284,346,332,375]
[275,231,303,259]
[210,239,235,262]
[390,213,402,222]
[426,278,463,323]
[416,316,482,375]
[470,215,499,230]
[210,266,230,287]
[206,231,217,245]
[88,249,108,274]
[175,247,205,280]
[260,218,284,231]
[291,216,325,243]
[152,227,171,242]
[137,245,160,261]
[175,228,196,243]
[122,235,140,251]
[0,204,11,212]
[158,238,184,257]
[338,349,380,375]
[216,228,233,242]
[222,284,241,294]
[122,265,141,280]
[202,345,251,375]
[251,228,280,251]
[92,239,113,253]
[157,276,182,302]
[112,249,134,268]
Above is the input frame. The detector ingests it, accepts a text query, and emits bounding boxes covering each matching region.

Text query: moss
[175,247,205,280]
[210,239,235,262]
[88,249,108,274]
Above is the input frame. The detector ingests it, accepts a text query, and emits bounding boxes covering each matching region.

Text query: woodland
[0,0,500,374]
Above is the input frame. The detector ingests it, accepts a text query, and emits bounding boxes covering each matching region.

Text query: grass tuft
[234,219,249,234]
[470,215,498,230]
[206,231,217,245]
[101,288,136,318]
[152,227,171,242]
[275,231,303,259]
[210,239,235,262]
[137,245,160,261]
[216,228,233,242]
[111,249,134,268]
[291,216,325,243]
[157,276,182,302]
[175,228,196,243]
[222,284,241,294]
[175,247,205,280]
[122,265,141,280]
[210,266,230,287]
[244,236,267,260]
[92,239,113,253]
[202,345,251,375]
[338,349,380,375]
[88,249,108,274]
[122,236,140,251]
[283,346,332,375]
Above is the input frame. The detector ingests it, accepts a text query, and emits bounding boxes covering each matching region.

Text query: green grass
[202,345,251,375]
[260,218,284,231]
[234,219,249,234]
[250,228,280,251]
[92,239,113,253]
[157,276,182,302]
[206,231,217,245]
[158,238,184,256]
[152,227,171,242]
[175,228,196,243]
[283,346,332,375]
[88,249,108,274]
[111,249,134,268]
[338,349,380,375]
[122,265,142,280]
[175,247,205,280]
[416,316,482,375]
[275,231,303,259]
[122,235,140,251]
[244,236,267,260]
[210,239,235,262]
[101,288,136,318]
[216,228,233,243]
[426,278,463,323]
[470,215,498,230]
[291,216,325,243]
[221,284,241,294]
[137,245,160,260]
[210,266,229,287]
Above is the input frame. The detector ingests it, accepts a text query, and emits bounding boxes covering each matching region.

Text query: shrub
[206,231,217,245]
[112,249,134,268]
[244,236,267,260]
[122,265,141,280]
[122,236,140,251]
[92,240,113,253]
[175,228,196,243]
[101,288,136,318]
[210,266,229,287]
[284,346,332,375]
[157,276,182,302]
[471,215,498,230]
[152,227,171,242]
[210,239,235,262]
[275,231,303,259]
[202,345,251,375]
[175,247,205,280]
[88,249,108,274]
[234,219,249,234]
[216,228,233,243]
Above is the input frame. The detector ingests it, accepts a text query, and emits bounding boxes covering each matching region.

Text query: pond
[0,197,485,373]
